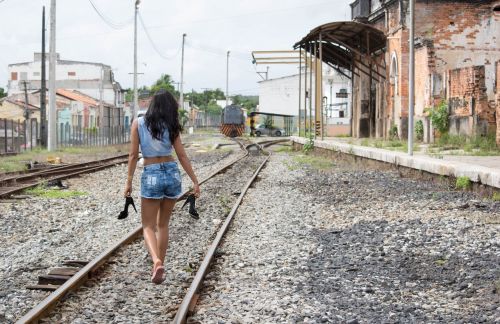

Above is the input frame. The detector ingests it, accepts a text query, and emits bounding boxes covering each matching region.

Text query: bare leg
[141,198,162,268]
[157,199,176,264]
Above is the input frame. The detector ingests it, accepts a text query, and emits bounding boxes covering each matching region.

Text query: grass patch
[455,176,471,190]
[275,145,292,153]
[491,192,500,202]
[292,154,333,170]
[358,138,419,152]
[435,258,448,266]
[0,145,128,173]
[432,133,500,156]
[25,186,87,199]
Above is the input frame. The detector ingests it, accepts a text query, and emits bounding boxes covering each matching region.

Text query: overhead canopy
[294,21,387,81]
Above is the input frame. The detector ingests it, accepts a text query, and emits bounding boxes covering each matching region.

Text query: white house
[7,53,124,107]
[258,67,351,135]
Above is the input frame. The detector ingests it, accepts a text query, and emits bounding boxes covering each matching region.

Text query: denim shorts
[140,161,182,200]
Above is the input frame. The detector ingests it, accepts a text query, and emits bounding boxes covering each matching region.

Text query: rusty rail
[173,140,274,323]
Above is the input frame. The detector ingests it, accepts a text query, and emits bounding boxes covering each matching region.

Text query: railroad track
[15,138,285,324]
[0,154,129,199]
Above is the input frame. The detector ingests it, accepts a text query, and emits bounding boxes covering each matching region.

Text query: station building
[295,0,500,144]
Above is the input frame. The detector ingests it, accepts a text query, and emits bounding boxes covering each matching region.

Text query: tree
[232,95,258,112]
[0,87,6,99]
[151,74,178,97]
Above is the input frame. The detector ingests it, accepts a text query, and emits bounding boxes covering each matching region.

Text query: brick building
[351,0,500,142]
[296,0,500,144]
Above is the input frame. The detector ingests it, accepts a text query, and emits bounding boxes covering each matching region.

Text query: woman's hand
[124,182,132,197]
[192,183,200,198]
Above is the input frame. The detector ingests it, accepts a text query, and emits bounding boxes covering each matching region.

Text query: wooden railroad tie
[26,260,89,291]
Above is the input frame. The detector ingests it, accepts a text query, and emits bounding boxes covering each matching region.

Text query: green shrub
[302,135,314,154]
[415,120,424,141]
[455,176,471,190]
[426,101,449,134]
[389,124,398,140]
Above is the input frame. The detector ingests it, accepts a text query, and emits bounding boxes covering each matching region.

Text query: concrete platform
[291,136,500,189]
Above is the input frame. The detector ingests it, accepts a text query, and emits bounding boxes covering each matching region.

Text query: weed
[491,192,500,202]
[455,176,471,190]
[293,154,333,170]
[415,120,424,141]
[25,186,87,199]
[426,100,449,134]
[389,124,399,140]
[360,138,370,147]
[302,136,314,154]
[435,258,448,266]
[275,146,292,153]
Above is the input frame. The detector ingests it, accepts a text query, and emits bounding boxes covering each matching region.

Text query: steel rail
[15,140,255,324]
[1,154,129,184]
[0,155,130,199]
[173,141,272,324]
[16,139,285,323]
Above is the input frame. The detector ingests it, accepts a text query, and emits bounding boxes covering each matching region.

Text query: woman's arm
[124,120,140,197]
[173,135,200,197]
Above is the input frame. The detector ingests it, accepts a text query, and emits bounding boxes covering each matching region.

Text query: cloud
[0,0,352,95]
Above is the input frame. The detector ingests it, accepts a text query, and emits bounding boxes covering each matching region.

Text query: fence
[0,118,130,154]
[56,124,130,148]
[0,118,38,154]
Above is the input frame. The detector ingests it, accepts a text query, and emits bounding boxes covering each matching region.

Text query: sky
[0,0,352,96]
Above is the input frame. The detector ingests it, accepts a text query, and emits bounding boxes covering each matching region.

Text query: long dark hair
[144,90,182,143]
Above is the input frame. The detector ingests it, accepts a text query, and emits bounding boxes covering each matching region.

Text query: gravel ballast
[2,140,498,323]
[191,147,499,323]
[0,135,238,323]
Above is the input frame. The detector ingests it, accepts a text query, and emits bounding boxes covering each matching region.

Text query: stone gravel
[3,139,498,323]
[38,144,265,323]
[191,147,499,323]
[0,134,237,323]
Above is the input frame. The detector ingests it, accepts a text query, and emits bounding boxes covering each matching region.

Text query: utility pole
[48,0,56,151]
[40,6,47,147]
[179,33,186,110]
[408,0,415,155]
[226,50,230,107]
[22,81,30,149]
[133,0,140,121]
[99,65,104,133]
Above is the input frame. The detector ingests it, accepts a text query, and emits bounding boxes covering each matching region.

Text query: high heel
[181,194,199,220]
[118,196,137,219]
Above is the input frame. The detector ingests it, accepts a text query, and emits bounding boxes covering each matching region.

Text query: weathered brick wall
[496,61,500,146]
[448,66,490,118]
[414,0,500,101]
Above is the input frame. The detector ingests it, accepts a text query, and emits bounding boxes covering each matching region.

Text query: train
[220,105,246,137]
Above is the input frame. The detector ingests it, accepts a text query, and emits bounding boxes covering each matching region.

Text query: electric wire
[87,0,133,30]
[138,12,181,60]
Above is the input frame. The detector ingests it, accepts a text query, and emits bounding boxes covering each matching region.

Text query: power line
[87,0,133,30]
[145,0,335,30]
[138,12,181,60]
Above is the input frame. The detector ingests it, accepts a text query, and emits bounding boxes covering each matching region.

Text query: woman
[124,90,200,284]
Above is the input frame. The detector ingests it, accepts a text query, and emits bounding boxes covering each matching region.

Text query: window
[20,72,28,80]
[33,72,40,77]
[68,71,76,77]
[390,52,398,95]
[11,72,18,81]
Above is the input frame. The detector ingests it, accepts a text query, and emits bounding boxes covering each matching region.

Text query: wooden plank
[48,267,80,276]
[38,274,71,285]
[26,284,60,291]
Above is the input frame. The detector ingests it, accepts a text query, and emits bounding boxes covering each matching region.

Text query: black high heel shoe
[118,196,137,219]
[181,194,199,220]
